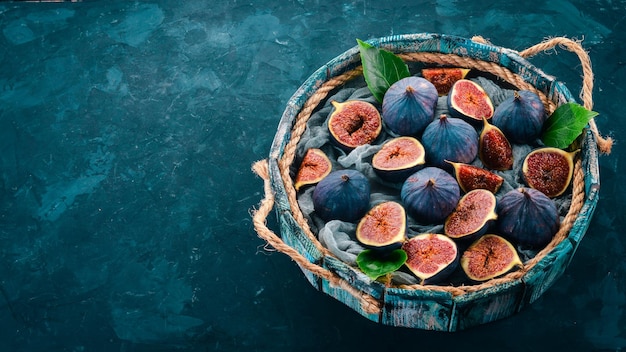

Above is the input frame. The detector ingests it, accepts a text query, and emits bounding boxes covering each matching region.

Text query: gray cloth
[295,75,571,285]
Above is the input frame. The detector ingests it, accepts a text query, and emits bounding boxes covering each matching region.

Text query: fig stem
[513,91,520,100]
[341,174,350,182]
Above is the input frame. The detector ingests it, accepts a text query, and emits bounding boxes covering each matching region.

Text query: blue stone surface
[0,0,624,350]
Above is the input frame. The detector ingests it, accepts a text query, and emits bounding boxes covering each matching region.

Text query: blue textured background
[0,1,623,351]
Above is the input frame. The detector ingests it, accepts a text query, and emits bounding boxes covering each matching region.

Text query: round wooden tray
[253,33,601,331]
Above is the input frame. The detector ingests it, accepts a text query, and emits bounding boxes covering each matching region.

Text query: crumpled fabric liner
[294,76,572,286]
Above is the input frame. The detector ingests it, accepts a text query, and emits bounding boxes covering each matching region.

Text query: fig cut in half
[479,117,513,171]
[461,234,523,282]
[356,201,407,250]
[402,233,459,284]
[328,100,382,151]
[522,147,578,198]
[372,136,426,183]
[446,160,504,194]
[294,148,332,191]
[444,189,497,241]
[422,67,470,96]
[447,79,494,125]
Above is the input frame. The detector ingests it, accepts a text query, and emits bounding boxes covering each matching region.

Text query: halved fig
[372,136,425,183]
[461,234,523,282]
[328,100,382,151]
[444,189,497,241]
[446,160,504,194]
[447,79,494,125]
[522,147,578,198]
[356,201,407,250]
[479,117,513,170]
[402,233,459,284]
[421,67,470,96]
[294,148,332,191]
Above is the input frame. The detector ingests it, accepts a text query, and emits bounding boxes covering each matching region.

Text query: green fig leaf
[357,39,411,103]
[541,102,598,149]
[356,249,407,280]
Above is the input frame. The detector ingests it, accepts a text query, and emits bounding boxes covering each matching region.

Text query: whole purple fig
[496,187,560,249]
[421,114,479,169]
[313,169,370,223]
[401,167,460,224]
[492,90,546,144]
[382,76,438,136]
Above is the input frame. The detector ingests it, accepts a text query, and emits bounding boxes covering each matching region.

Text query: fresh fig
[522,147,577,198]
[421,67,470,96]
[479,117,513,170]
[356,201,407,250]
[312,169,370,222]
[444,189,498,241]
[461,234,523,282]
[294,148,332,191]
[372,136,426,183]
[402,233,459,284]
[328,100,382,151]
[491,90,546,144]
[421,114,479,169]
[447,79,494,125]
[381,76,438,136]
[496,187,560,249]
[446,161,504,194]
[400,167,461,224]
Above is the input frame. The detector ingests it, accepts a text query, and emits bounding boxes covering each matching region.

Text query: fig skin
[294,148,332,191]
[421,114,479,170]
[479,117,513,171]
[312,169,371,223]
[496,187,560,249]
[461,234,523,282]
[447,79,494,125]
[328,100,382,151]
[522,147,577,198]
[446,160,504,194]
[444,189,498,242]
[402,233,459,284]
[492,90,546,144]
[372,136,426,183]
[400,167,461,224]
[421,67,470,96]
[356,201,407,250]
[382,76,438,136]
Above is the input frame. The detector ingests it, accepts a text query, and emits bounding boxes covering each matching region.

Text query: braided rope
[252,159,381,314]
[277,69,364,257]
[519,37,613,154]
[252,36,602,313]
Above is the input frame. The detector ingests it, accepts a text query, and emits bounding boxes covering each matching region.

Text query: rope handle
[251,159,382,315]
[474,36,613,154]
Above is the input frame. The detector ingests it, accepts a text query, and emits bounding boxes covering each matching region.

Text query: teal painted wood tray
[252,33,604,331]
